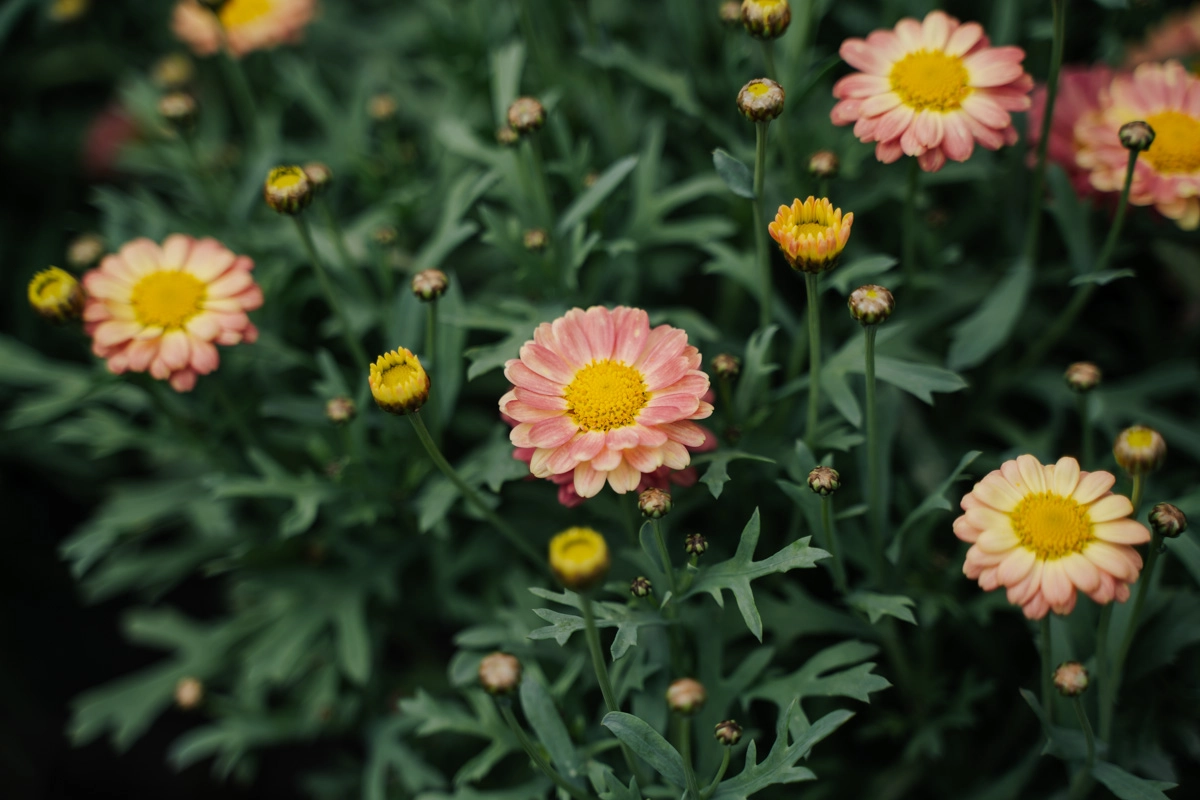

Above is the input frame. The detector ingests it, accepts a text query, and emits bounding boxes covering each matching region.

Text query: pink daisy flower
[83,236,263,392]
[172,0,316,59]
[1076,61,1200,230]
[1027,64,1116,198]
[831,10,1033,172]
[500,306,713,499]
[1124,6,1200,68]
[953,455,1149,620]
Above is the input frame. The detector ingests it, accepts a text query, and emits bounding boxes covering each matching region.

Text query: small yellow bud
[152,53,195,89]
[66,233,105,270]
[28,267,84,322]
[368,93,398,121]
[741,0,791,40]
[303,162,333,194]
[1113,425,1166,476]
[264,166,313,215]
[548,527,610,592]
[325,397,356,424]
[368,348,430,415]
[737,78,785,122]
[523,228,548,252]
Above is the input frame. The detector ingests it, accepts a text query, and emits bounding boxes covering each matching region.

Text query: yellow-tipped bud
[368,348,430,415]
[712,353,741,379]
[848,284,895,326]
[714,719,742,745]
[741,0,791,40]
[152,53,195,89]
[523,228,548,252]
[1149,503,1187,539]
[1113,425,1166,476]
[630,576,653,598]
[638,487,672,519]
[496,126,519,147]
[768,197,854,275]
[28,267,84,322]
[719,1,742,25]
[737,78,785,122]
[548,527,610,592]
[325,396,356,424]
[264,166,313,215]
[808,150,840,179]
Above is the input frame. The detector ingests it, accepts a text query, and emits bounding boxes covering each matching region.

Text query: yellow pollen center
[130,270,206,329]
[747,83,771,97]
[563,540,598,561]
[219,0,273,27]
[1141,110,1200,174]
[381,361,418,389]
[792,222,828,237]
[890,49,972,112]
[1126,429,1153,448]
[269,168,304,189]
[564,359,649,432]
[1010,492,1093,560]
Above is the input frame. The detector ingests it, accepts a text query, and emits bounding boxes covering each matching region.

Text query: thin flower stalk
[820,495,847,593]
[1077,393,1093,469]
[701,749,731,800]
[580,595,643,781]
[864,324,883,567]
[292,216,371,375]
[1100,525,1161,742]
[679,716,703,800]
[805,273,822,446]
[653,518,679,598]
[902,158,920,283]
[1040,616,1054,725]
[1066,697,1097,800]
[1022,0,1068,266]
[754,121,772,329]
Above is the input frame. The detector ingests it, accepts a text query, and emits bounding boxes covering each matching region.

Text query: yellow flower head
[263,165,312,215]
[1113,425,1166,476]
[28,267,84,322]
[369,348,430,415]
[548,527,610,592]
[768,197,853,274]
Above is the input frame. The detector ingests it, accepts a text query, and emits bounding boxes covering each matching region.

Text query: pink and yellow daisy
[1075,61,1200,230]
[500,306,713,499]
[954,455,1149,619]
[82,236,263,392]
[1124,6,1200,69]
[831,10,1033,172]
[1027,64,1116,199]
[172,0,316,59]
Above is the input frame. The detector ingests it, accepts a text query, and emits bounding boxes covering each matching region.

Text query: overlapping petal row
[500,306,713,499]
[172,0,316,58]
[83,235,263,392]
[831,10,1033,172]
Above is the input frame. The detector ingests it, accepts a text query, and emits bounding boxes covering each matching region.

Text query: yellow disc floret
[219,0,273,28]
[1010,492,1093,560]
[890,50,972,112]
[1141,110,1200,174]
[131,271,206,329]
[369,347,430,415]
[548,527,611,592]
[28,266,84,322]
[564,360,649,432]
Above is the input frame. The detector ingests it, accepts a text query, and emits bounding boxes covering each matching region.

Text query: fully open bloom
[82,236,262,391]
[1076,61,1200,230]
[501,306,713,499]
[831,10,1033,172]
[172,0,316,59]
[1027,64,1116,198]
[954,455,1149,619]
[768,197,853,273]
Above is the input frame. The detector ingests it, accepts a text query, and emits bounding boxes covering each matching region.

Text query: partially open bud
[737,78,785,122]
[496,126,519,147]
[508,97,545,135]
[549,527,610,592]
[325,396,356,424]
[28,267,84,322]
[368,93,398,121]
[1149,503,1187,539]
[152,53,194,89]
[1113,425,1166,476]
[175,676,204,710]
[630,576,653,598]
[303,162,333,194]
[685,533,708,557]
[1052,662,1089,697]
[741,0,791,40]
[264,166,313,215]
[1064,362,1101,393]
[712,354,741,379]
[368,348,430,415]
[808,150,840,179]
[714,719,742,746]
[848,285,894,326]
[412,269,448,302]
[719,1,742,25]
[479,652,522,696]
[666,678,707,715]
[807,466,840,496]
[66,233,105,270]
[158,91,198,131]
[638,487,672,519]
[1118,120,1155,152]
[523,228,548,252]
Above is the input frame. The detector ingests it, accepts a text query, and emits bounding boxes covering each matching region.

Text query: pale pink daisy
[1027,64,1116,199]
[172,0,316,59]
[83,236,263,392]
[1124,6,1200,68]
[1076,61,1200,230]
[831,10,1033,172]
[500,306,713,499]
[953,455,1149,620]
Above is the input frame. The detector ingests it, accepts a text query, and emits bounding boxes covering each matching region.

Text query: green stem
[1101,530,1161,743]
[718,376,737,432]
[1022,0,1068,267]
[407,412,544,571]
[760,40,778,81]
[1078,393,1093,469]
[521,138,554,232]
[320,199,357,272]
[804,272,821,447]
[1041,616,1054,726]
[821,496,847,593]
[582,595,644,782]
[753,121,772,330]
[1094,603,1113,736]
[1066,696,1097,800]
[425,302,438,366]
[1130,474,1145,515]
[499,703,595,800]
[901,157,920,284]
[701,748,731,800]
[679,717,703,800]
[864,324,882,569]
[653,519,679,598]
[292,217,370,375]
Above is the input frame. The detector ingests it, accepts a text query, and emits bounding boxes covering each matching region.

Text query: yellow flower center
[1125,429,1154,449]
[268,166,305,190]
[131,270,206,329]
[381,360,419,389]
[747,82,771,97]
[219,0,273,28]
[548,527,610,591]
[890,50,972,112]
[564,360,649,432]
[1010,492,1093,560]
[1141,110,1200,174]
[30,270,72,303]
[792,222,828,238]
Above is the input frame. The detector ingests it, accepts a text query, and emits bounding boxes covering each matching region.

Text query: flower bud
[808,150,840,179]
[479,652,522,696]
[714,719,742,746]
[152,53,194,89]
[1064,362,1101,393]
[737,78,785,122]
[630,576,653,598]
[1113,425,1166,476]
[807,466,840,496]
[549,527,610,592]
[666,678,707,715]
[49,0,89,22]
[303,162,333,194]
[66,233,105,270]
[685,533,708,557]
[28,267,84,322]
[175,676,204,710]
[507,97,545,135]
[373,225,398,246]
[848,284,894,326]
[1052,662,1089,697]
[1149,503,1187,539]
[368,93,398,121]
[158,91,198,131]
[741,0,791,40]
[638,487,672,519]
[719,1,742,25]
[583,171,599,188]
[264,166,313,215]
[325,396,356,424]
[496,126,519,147]
[412,269,449,302]
[523,228,548,252]
[368,347,430,415]
[712,354,741,379]
[1118,120,1155,152]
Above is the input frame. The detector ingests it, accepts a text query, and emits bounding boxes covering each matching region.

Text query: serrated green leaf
[693,450,776,499]
[526,589,667,660]
[887,450,982,563]
[734,326,779,419]
[597,773,643,800]
[601,712,686,788]
[712,149,755,199]
[847,592,917,625]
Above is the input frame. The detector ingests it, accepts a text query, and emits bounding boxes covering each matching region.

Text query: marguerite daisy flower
[82,236,262,392]
[500,306,713,499]
[831,10,1033,172]
[172,0,316,59]
[953,455,1149,619]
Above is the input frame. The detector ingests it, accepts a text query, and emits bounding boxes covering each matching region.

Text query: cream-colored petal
[973,473,1023,512]
[997,547,1036,586]
[1088,494,1134,523]
[1015,454,1046,493]
[1041,559,1074,606]
[1052,457,1081,497]
[1092,519,1151,545]
[1073,470,1116,504]
[975,527,1019,554]
[1061,552,1101,594]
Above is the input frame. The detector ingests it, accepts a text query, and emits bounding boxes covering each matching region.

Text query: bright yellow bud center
[381,361,419,389]
[792,222,828,238]
[564,360,649,432]
[220,0,273,28]
[747,83,771,97]
[890,50,972,112]
[131,270,206,329]
[1010,493,1093,560]
[1141,110,1200,174]
[268,167,305,189]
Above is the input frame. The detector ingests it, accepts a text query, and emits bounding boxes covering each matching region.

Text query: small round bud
[175,676,204,710]
[1052,662,1089,697]
[523,228,548,252]
[638,487,672,519]
[1064,362,1102,393]
[719,1,742,25]
[303,162,333,194]
[1149,503,1187,539]
[1113,425,1166,476]
[158,91,197,131]
[496,126,519,147]
[714,719,742,746]
[28,267,84,322]
[325,396,356,424]
[807,466,840,496]
[49,0,89,22]
[479,652,522,696]
[712,354,741,379]
[373,225,398,246]
[741,0,791,40]
[808,150,840,179]
[1118,120,1155,152]
[368,93,398,121]
[666,678,707,715]
[685,533,708,557]
[507,97,545,135]
[583,171,599,188]
[412,269,448,302]
[152,53,194,89]
[848,285,895,326]
[264,166,313,215]
[549,527,611,592]
[630,576,653,598]
[66,232,105,270]
[368,347,430,415]
[737,78,785,122]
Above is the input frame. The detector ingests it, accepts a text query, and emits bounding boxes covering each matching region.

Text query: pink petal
[520,342,575,385]
[962,94,1011,129]
[657,420,708,448]
[169,369,197,392]
[606,459,642,494]
[997,547,1036,585]
[125,338,160,372]
[1061,552,1101,594]
[190,339,219,374]
[573,463,606,498]
[159,330,191,371]
[840,37,895,75]
[581,306,616,362]
[206,268,253,299]
[93,320,143,347]
[567,431,606,461]
[964,47,1027,87]
[505,360,564,396]
[921,10,953,50]
[610,307,651,364]
[945,21,983,56]
[1040,559,1074,606]
[528,415,578,448]
[184,239,237,282]
[942,112,975,161]
[161,234,193,269]
[833,73,891,99]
